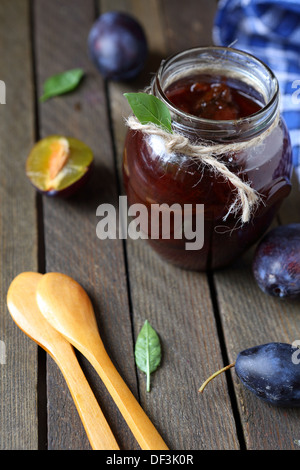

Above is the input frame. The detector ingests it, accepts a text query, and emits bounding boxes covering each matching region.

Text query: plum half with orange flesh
[26,135,93,197]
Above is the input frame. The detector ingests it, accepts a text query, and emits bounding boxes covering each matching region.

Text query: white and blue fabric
[213,0,300,182]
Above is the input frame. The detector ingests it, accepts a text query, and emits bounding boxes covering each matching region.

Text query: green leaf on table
[40,68,84,102]
[124,92,172,133]
[135,320,162,392]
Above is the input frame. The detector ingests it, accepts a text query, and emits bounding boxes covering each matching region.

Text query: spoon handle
[88,347,169,450]
[52,343,120,450]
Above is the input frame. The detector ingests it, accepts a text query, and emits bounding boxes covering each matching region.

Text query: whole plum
[235,343,300,406]
[252,223,300,299]
[88,11,148,81]
[200,342,300,407]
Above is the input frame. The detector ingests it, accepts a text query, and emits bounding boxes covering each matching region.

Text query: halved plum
[26,135,93,197]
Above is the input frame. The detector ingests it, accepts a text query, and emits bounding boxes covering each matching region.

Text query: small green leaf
[124,92,172,133]
[135,320,162,392]
[40,68,84,102]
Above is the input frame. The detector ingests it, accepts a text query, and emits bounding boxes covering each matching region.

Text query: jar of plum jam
[123,47,292,270]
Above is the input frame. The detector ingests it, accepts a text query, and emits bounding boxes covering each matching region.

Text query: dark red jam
[165,75,262,120]
[123,74,292,271]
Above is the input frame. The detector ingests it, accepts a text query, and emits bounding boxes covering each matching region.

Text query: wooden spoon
[36,272,169,450]
[7,272,119,450]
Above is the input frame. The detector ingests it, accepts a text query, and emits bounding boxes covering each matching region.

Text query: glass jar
[123,47,292,271]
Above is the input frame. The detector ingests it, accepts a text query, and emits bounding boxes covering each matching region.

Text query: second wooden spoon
[7,272,119,450]
[36,272,169,450]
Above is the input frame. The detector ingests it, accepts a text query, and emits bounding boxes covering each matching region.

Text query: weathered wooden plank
[213,250,300,450]
[279,171,300,225]
[34,0,138,450]
[100,0,240,450]
[0,0,38,450]
[162,0,217,54]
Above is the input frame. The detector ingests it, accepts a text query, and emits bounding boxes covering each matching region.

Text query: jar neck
[152,46,279,143]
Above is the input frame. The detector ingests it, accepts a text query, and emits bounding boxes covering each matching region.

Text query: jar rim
[153,46,279,131]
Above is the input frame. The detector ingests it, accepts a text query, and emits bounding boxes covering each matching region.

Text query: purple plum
[88,11,148,81]
[200,342,300,407]
[235,343,300,406]
[252,223,300,299]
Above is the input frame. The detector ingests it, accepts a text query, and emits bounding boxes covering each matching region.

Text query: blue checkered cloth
[213,0,300,183]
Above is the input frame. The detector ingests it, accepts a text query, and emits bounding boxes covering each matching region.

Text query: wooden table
[1,0,300,451]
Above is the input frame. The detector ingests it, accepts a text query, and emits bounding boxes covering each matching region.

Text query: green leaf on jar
[124,92,172,133]
[40,68,85,102]
[135,320,162,392]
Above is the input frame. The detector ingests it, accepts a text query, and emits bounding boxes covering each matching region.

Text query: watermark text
[96,196,204,250]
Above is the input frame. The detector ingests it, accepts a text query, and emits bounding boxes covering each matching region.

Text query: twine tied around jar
[125,111,280,224]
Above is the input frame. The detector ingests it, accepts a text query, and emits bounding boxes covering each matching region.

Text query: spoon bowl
[7,272,119,450]
[36,272,169,450]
